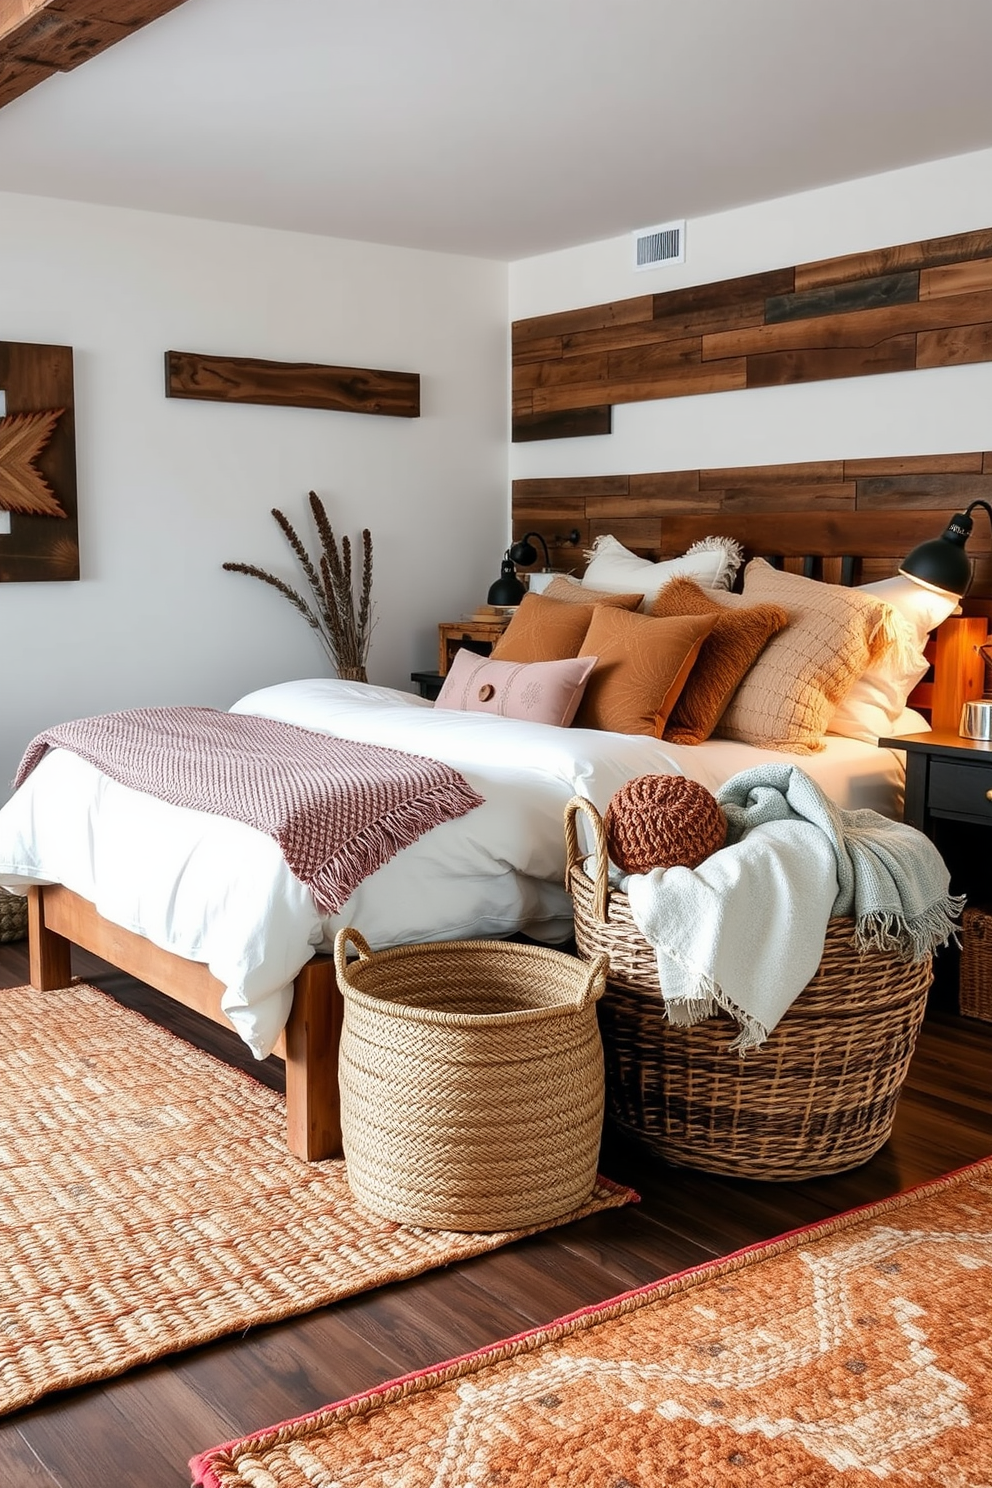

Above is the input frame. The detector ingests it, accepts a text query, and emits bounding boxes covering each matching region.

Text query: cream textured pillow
[543,575,643,609]
[580,535,743,610]
[434,649,598,727]
[714,560,898,754]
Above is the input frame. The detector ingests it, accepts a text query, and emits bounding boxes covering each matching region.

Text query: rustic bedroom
[1,1,992,1484]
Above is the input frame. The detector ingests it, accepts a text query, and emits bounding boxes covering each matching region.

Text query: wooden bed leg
[283,954,344,1161]
[27,886,73,990]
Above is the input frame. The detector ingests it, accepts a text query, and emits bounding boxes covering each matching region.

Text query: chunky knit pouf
[603,774,727,875]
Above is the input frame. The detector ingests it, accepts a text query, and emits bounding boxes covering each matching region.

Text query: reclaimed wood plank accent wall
[511,450,992,603]
[512,227,992,441]
[165,351,421,418]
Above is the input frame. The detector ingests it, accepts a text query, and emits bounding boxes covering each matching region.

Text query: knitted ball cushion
[604,774,727,875]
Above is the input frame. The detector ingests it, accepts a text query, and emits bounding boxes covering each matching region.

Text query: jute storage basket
[564,796,932,1182]
[334,928,608,1231]
[959,905,992,1021]
[0,888,28,944]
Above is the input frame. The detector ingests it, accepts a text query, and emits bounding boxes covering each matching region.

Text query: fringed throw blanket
[15,707,485,914]
[625,762,963,1052]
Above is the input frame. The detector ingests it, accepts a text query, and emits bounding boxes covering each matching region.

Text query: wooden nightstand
[437,616,511,675]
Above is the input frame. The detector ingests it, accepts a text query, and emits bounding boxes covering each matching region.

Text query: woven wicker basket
[334,928,608,1232]
[0,889,28,944]
[564,796,933,1181]
[959,905,992,1021]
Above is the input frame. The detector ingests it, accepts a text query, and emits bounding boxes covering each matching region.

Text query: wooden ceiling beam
[0,0,190,109]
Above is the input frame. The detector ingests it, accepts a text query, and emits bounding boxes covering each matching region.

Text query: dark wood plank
[854,472,992,513]
[512,297,654,344]
[530,361,747,411]
[764,270,919,323]
[920,257,992,298]
[511,405,612,443]
[651,267,796,318]
[719,482,857,512]
[699,458,845,488]
[746,335,917,387]
[164,350,421,418]
[917,321,992,369]
[794,228,992,291]
[845,453,985,476]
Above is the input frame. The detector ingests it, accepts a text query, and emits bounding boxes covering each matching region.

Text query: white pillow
[581,535,742,610]
[828,577,959,744]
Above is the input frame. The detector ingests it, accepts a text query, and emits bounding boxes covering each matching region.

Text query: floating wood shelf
[165,351,421,419]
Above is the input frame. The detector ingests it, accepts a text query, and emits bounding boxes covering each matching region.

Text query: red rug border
[190,1149,992,1488]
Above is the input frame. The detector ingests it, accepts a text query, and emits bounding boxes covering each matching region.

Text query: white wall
[0,192,508,795]
[509,147,992,482]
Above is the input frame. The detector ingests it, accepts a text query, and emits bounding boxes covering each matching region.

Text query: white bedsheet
[0,678,912,1059]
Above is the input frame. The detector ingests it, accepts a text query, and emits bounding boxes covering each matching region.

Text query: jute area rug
[0,981,635,1417]
[192,1156,992,1488]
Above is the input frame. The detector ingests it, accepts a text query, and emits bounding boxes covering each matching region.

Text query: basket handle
[574,951,610,1008]
[333,926,374,986]
[563,795,611,923]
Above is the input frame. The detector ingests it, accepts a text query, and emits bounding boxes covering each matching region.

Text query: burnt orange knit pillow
[651,576,790,745]
[490,591,594,662]
[604,774,727,874]
[572,607,716,736]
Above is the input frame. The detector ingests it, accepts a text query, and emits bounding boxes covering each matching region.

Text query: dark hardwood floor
[2,938,991,1488]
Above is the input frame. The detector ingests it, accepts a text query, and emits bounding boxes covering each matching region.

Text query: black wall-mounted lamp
[899,500,992,598]
[487,551,527,606]
[508,531,551,569]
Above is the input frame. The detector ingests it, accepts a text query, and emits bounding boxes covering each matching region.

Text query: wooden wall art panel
[165,351,421,419]
[0,1,191,109]
[512,227,992,441]
[511,450,992,604]
[0,340,78,582]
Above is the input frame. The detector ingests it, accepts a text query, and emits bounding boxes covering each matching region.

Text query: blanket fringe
[663,973,770,1056]
[308,779,484,915]
[854,892,966,962]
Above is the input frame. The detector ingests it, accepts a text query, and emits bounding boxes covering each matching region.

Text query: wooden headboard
[511,451,992,608]
[511,450,992,731]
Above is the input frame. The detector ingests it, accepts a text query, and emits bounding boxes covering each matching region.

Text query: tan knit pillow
[543,576,643,610]
[650,577,789,744]
[713,560,898,754]
[573,608,716,736]
[489,591,593,662]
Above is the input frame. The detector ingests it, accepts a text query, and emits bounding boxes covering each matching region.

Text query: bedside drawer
[928,759,992,822]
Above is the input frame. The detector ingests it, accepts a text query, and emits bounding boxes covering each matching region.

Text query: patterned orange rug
[0,981,635,1417]
[192,1156,992,1487]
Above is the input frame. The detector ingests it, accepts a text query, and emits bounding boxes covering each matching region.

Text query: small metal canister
[959,700,992,740]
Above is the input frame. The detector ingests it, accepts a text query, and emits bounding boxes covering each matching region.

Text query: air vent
[632,220,685,270]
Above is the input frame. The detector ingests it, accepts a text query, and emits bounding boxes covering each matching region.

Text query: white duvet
[0,678,911,1059]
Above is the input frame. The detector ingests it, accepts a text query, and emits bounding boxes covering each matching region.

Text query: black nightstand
[410,670,444,701]
[879,729,992,837]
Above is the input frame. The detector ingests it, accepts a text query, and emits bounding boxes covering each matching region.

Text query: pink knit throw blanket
[15,706,485,914]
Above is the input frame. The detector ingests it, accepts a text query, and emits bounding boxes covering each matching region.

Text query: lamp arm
[965,499,992,534]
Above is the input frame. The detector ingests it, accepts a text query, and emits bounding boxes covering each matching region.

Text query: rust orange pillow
[651,576,790,744]
[489,591,594,662]
[573,608,716,736]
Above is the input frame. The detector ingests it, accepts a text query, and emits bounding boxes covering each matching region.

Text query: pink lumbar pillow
[433,649,598,727]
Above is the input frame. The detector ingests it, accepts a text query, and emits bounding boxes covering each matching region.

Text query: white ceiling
[2,0,992,261]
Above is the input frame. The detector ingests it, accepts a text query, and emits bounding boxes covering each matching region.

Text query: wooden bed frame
[23,535,990,1164]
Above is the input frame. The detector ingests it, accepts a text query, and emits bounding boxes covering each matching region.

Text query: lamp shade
[898,510,977,598]
[487,554,526,606]
[509,531,551,569]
